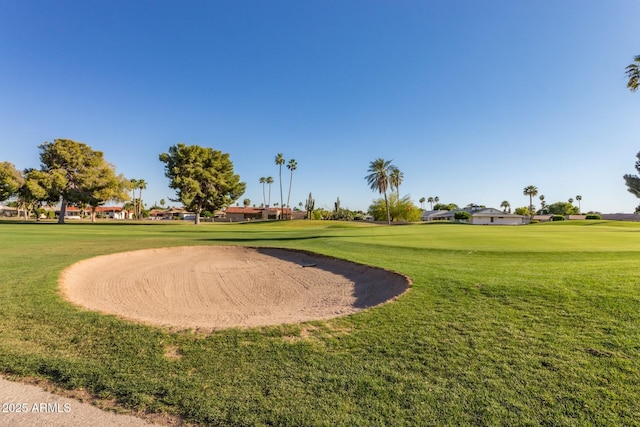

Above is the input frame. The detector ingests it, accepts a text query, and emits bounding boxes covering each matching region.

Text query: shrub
[552,215,565,221]
[454,211,471,221]
[586,214,601,220]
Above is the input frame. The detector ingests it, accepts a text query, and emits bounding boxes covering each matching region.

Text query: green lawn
[1,220,639,426]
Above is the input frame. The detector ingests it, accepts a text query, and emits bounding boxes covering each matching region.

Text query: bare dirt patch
[60,246,410,330]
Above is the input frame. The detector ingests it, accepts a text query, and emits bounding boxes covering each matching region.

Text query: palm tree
[286,158,297,217]
[266,176,274,207]
[576,195,582,213]
[500,200,510,213]
[275,153,285,217]
[626,54,640,92]
[365,158,394,224]
[539,194,546,210]
[419,197,425,210]
[427,196,434,210]
[259,177,266,207]
[523,185,538,217]
[129,178,138,219]
[434,196,439,205]
[137,179,147,220]
[568,197,574,205]
[389,166,404,199]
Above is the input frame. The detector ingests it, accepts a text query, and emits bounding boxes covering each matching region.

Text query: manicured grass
[1,220,639,425]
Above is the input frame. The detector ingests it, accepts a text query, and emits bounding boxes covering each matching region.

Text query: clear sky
[1,1,639,214]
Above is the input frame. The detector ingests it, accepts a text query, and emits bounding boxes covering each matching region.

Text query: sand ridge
[60,246,410,330]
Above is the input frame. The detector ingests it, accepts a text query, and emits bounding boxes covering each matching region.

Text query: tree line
[0,139,247,225]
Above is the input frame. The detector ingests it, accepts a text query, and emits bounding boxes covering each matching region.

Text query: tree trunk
[384,192,391,224]
[286,173,293,219]
[58,198,67,224]
[194,206,201,225]
[91,207,97,223]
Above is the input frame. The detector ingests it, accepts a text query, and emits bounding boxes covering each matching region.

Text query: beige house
[430,207,526,225]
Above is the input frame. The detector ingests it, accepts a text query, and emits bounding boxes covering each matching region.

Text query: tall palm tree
[427,196,434,210]
[365,158,394,224]
[275,153,285,217]
[626,54,640,92]
[129,178,138,219]
[568,197,574,205]
[500,200,510,213]
[266,176,274,207]
[286,158,297,217]
[137,179,147,220]
[576,195,582,213]
[434,196,439,207]
[389,166,404,199]
[523,185,538,217]
[259,177,266,207]
[419,197,425,210]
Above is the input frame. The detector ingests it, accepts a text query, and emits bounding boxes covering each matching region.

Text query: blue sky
[1,1,639,213]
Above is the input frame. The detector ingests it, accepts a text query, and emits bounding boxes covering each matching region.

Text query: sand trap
[60,246,410,330]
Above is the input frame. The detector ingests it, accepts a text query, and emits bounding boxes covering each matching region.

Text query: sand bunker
[60,246,410,330]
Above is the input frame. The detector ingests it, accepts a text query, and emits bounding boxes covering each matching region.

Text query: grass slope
[0,220,639,426]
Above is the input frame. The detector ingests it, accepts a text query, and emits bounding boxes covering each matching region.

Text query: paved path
[0,377,155,427]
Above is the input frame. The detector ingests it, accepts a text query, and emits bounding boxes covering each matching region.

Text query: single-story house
[0,206,18,217]
[223,206,298,221]
[61,206,131,220]
[421,210,449,221]
[149,207,196,220]
[471,208,526,225]
[565,215,586,220]
[224,206,266,221]
[430,207,526,225]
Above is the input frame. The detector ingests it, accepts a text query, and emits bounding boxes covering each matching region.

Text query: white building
[429,207,526,225]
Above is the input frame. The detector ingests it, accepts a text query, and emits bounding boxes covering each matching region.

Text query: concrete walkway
[0,377,155,426]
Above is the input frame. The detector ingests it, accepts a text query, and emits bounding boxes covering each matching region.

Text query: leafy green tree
[243,198,251,207]
[368,193,420,222]
[275,153,285,215]
[159,143,246,225]
[17,169,44,220]
[0,162,24,201]
[454,211,472,221]
[84,168,130,222]
[626,54,640,92]
[365,158,395,224]
[547,202,579,216]
[523,185,538,218]
[433,202,458,211]
[514,206,530,216]
[286,158,297,215]
[29,139,120,224]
